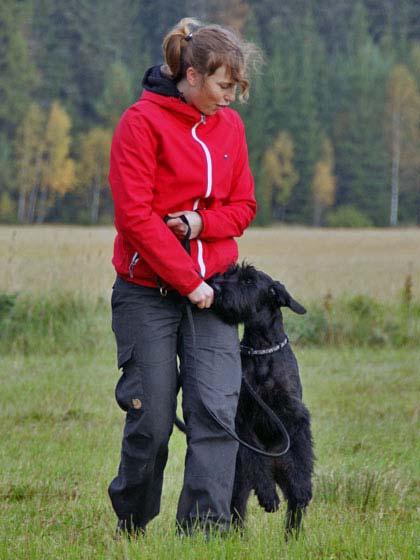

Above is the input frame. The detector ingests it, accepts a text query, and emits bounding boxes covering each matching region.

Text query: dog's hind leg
[284,504,305,538]
[275,470,309,538]
[274,411,313,537]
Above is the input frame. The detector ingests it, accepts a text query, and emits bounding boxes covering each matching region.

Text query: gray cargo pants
[108,276,242,533]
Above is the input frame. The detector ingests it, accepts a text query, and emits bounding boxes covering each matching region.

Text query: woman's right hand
[187,281,214,309]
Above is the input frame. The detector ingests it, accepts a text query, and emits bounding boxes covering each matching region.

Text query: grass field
[1,347,418,559]
[1,225,420,300]
[0,226,419,559]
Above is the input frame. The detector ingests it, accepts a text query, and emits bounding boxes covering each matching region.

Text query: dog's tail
[175,415,186,433]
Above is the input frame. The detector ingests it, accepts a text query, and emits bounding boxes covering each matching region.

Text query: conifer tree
[282,8,322,223]
[0,0,35,197]
[332,2,391,225]
[236,8,271,224]
[96,62,135,128]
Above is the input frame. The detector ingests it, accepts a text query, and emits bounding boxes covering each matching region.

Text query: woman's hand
[166,211,203,240]
[187,281,214,309]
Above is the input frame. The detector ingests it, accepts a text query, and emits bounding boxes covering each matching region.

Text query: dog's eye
[244,279,255,286]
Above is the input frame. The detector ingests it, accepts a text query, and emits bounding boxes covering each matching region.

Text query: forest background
[1,0,420,227]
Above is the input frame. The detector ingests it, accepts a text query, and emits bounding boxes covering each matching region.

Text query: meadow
[0,226,419,559]
[1,225,420,300]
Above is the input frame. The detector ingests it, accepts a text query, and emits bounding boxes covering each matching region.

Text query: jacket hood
[142,65,183,99]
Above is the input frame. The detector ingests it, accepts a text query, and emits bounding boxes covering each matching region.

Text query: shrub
[0,291,112,355]
[325,205,374,227]
[0,291,419,354]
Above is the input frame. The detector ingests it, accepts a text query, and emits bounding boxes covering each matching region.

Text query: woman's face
[189,65,237,116]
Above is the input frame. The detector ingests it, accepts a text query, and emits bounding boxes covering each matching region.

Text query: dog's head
[209,262,306,325]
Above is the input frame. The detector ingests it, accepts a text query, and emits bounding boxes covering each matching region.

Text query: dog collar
[240,335,289,356]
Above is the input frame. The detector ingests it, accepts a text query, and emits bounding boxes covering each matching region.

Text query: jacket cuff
[177,275,203,296]
[196,209,210,238]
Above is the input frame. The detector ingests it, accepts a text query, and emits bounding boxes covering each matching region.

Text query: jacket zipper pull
[129,252,139,278]
[200,114,206,124]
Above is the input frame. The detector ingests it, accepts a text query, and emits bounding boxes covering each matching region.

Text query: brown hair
[162,17,262,102]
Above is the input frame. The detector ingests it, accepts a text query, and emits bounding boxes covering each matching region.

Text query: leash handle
[164,214,191,255]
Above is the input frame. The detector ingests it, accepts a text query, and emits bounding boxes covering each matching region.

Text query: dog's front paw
[257,489,280,512]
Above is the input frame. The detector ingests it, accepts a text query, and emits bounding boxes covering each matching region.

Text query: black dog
[209,263,314,536]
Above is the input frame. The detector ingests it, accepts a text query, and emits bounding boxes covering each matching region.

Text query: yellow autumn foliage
[77,127,112,189]
[262,130,299,208]
[41,101,75,195]
[312,137,336,207]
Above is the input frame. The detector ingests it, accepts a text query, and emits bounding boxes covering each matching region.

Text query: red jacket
[109,67,256,295]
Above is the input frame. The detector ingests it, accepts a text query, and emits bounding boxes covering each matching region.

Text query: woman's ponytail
[162,18,202,81]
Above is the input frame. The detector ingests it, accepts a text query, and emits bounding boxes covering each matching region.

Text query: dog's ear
[269,281,306,314]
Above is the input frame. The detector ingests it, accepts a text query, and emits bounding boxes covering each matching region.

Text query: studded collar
[240,335,289,356]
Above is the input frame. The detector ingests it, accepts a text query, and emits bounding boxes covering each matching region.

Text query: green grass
[1,291,420,355]
[1,345,419,559]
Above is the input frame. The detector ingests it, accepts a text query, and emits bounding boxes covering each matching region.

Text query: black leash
[164,213,291,458]
[185,303,290,458]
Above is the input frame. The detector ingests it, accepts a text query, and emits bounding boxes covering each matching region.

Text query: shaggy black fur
[209,263,314,536]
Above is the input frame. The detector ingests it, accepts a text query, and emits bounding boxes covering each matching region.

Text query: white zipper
[191,114,212,277]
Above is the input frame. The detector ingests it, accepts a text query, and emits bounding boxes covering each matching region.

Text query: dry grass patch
[1,225,419,301]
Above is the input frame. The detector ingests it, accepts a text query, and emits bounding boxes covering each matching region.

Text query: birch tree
[312,137,336,226]
[77,128,112,223]
[14,103,46,223]
[262,131,299,222]
[37,102,75,223]
[385,65,420,226]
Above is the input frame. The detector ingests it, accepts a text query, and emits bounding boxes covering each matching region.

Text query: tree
[236,8,271,225]
[0,191,16,223]
[312,137,336,226]
[96,62,135,128]
[14,103,46,223]
[205,0,250,32]
[0,1,36,198]
[37,102,75,223]
[385,64,420,225]
[77,128,112,223]
[332,2,391,225]
[405,42,420,224]
[279,8,322,223]
[0,1,35,136]
[261,131,299,222]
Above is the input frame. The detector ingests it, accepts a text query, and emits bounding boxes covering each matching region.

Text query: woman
[108,17,258,536]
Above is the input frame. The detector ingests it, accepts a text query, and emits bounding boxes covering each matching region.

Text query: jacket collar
[140,64,215,124]
[142,64,182,98]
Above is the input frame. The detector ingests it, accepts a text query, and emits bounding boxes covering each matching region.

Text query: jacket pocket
[115,344,144,413]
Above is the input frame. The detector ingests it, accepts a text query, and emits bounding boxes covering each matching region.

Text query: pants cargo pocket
[115,344,144,413]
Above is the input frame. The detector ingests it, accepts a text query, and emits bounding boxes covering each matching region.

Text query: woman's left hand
[165,211,203,240]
